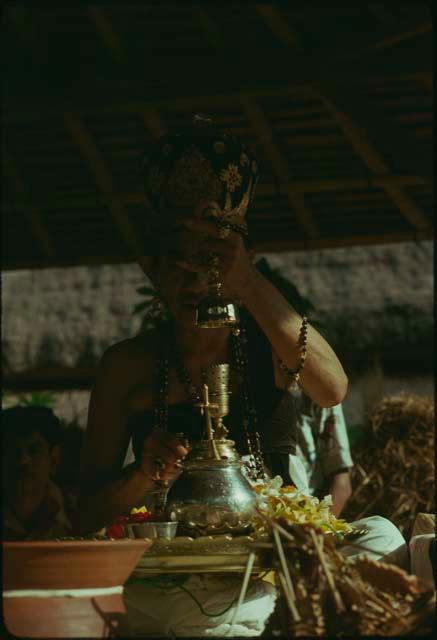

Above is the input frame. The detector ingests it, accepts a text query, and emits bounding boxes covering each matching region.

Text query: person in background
[294,391,353,517]
[253,258,408,569]
[254,257,353,514]
[2,406,72,540]
[55,422,85,518]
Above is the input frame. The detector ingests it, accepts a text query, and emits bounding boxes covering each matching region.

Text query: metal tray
[132,534,260,575]
[131,527,369,575]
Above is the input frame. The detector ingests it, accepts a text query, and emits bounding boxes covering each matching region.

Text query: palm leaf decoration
[133,284,171,331]
[2,390,56,408]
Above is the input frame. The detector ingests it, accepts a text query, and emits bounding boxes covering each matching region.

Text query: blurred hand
[140,428,188,484]
[179,211,255,299]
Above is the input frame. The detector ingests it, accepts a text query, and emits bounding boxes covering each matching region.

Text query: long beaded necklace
[153,321,266,479]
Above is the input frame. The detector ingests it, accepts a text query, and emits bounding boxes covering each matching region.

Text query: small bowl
[126,521,178,540]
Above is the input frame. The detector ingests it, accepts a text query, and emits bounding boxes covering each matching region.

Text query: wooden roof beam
[368,20,431,53]
[2,150,55,259]
[88,6,126,63]
[255,4,301,48]
[3,175,430,217]
[64,112,143,255]
[255,3,432,182]
[3,67,432,122]
[254,3,432,206]
[256,3,432,185]
[319,97,432,231]
[317,77,432,178]
[242,97,319,240]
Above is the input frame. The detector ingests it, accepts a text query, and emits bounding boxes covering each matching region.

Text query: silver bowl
[125,521,178,540]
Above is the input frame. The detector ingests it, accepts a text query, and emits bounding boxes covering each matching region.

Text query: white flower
[320,494,333,507]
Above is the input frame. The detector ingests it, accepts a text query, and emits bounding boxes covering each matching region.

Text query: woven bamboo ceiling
[2,4,434,271]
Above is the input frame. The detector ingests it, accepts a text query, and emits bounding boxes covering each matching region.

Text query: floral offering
[252,476,354,539]
[106,506,155,539]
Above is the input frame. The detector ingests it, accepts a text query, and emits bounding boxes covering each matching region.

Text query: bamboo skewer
[308,528,346,613]
[272,526,301,622]
[228,551,257,635]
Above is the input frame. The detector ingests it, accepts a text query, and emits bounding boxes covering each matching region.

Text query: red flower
[106,523,125,539]
[129,512,152,523]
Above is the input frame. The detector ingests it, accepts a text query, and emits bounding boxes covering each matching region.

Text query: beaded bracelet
[279,315,308,390]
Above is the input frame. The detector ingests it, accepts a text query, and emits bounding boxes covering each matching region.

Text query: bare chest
[126,360,240,414]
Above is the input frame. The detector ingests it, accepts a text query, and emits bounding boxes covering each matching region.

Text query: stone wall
[2,241,433,427]
[2,241,433,372]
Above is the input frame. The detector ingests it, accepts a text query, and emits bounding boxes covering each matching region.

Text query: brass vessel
[165,364,256,536]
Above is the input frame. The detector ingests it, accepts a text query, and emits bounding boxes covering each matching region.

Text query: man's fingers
[184,218,226,239]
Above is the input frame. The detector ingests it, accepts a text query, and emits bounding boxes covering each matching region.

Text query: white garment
[340,515,409,570]
[124,574,277,637]
[124,516,408,637]
[296,401,354,494]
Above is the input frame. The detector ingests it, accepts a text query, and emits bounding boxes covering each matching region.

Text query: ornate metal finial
[194,384,221,459]
[202,364,231,439]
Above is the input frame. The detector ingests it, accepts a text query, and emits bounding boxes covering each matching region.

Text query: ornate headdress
[141,115,259,237]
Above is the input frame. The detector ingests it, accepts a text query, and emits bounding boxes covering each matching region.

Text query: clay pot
[3,540,151,590]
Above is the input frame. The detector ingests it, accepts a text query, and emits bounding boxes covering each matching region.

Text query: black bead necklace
[153,321,266,479]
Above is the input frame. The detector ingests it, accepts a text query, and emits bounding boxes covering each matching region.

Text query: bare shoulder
[102,332,157,363]
[97,331,158,388]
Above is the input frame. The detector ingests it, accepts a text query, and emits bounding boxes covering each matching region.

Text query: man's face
[141,229,212,328]
[2,431,56,503]
[159,239,210,326]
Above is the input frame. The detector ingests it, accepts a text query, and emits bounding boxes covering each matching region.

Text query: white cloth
[124,574,277,637]
[124,516,408,637]
[339,515,409,570]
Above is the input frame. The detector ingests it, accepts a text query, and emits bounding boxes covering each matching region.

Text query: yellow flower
[131,506,148,515]
[253,477,353,536]
[220,163,243,192]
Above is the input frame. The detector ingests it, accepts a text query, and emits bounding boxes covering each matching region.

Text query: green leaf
[133,301,152,314]
[136,286,155,295]
[18,392,56,408]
